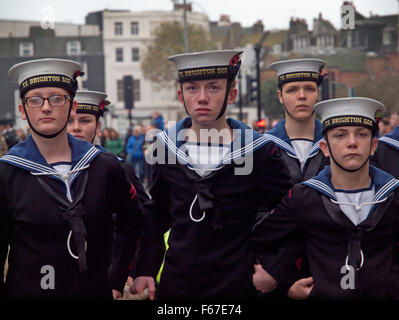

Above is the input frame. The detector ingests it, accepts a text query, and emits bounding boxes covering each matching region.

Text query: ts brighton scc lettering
[156,304,192,318]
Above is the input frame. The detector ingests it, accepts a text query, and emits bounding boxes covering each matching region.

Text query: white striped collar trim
[379,136,399,151]
[0,146,100,182]
[263,134,323,160]
[302,178,336,200]
[159,131,270,168]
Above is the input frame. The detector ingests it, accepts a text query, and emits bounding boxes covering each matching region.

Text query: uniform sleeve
[131,162,171,279]
[252,185,303,293]
[107,159,144,292]
[0,174,9,297]
[258,143,293,210]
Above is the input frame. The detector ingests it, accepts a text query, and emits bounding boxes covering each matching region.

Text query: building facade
[86,8,209,133]
[0,20,104,129]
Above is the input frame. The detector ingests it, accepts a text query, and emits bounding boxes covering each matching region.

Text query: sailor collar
[1,133,100,184]
[302,165,399,209]
[378,125,399,151]
[157,117,270,169]
[263,118,323,159]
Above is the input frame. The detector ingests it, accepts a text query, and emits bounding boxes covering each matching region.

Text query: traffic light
[123,75,134,109]
[246,75,258,103]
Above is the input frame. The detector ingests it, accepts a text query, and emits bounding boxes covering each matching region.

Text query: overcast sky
[0,0,397,30]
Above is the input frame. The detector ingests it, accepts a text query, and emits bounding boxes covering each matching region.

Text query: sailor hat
[314,97,385,135]
[168,50,243,83]
[8,58,83,97]
[75,90,110,118]
[270,58,326,87]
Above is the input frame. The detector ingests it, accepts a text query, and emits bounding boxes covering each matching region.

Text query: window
[114,22,123,35]
[66,41,81,56]
[116,48,123,62]
[132,48,140,62]
[19,42,33,57]
[117,78,140,102]
[117,80,124,101]
[131,22,139,35]
[383,31,392,45]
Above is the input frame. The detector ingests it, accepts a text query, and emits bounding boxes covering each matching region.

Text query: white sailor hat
[75,90,110,118]
[270,58,326,87]
[8,58,83,97]
[168,50,243,83]
[314,97,385,135]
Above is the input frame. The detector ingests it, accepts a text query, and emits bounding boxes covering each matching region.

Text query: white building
[93,8,210,132]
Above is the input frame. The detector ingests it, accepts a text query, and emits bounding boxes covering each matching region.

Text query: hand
[252,264,278,293]
[130,276,156,300]
[127,276,134,288]
[287,277,314,300]
[112,289,122,300]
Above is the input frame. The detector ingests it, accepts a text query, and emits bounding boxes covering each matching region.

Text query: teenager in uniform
[68,90,149,205]
[129,50,292,300]
[0,58,143,299]
[254,58,330,295]
[252,97,399,299]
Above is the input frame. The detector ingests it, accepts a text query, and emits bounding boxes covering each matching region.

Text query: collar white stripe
[379,136,399,149]
[69,147,99,182]
[373,179,399,201]
[263,134,295,154]
[1,155,56,173]
[223,135,267,161]
[160,132,190,163]
[304,179,336,199]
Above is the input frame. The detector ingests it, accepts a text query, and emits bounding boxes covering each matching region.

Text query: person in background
[105,128,124,157]
[378,115,393,137]
[390,112,399,128]
[126,126,145,180]
[0,126,8,157]
[152,112,165,131]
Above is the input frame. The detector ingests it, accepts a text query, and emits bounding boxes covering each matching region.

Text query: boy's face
[320,126,378,171]
[278,81,319,120]
[67,112,100,143]
[19,87,76,137]
[178,78,237,125]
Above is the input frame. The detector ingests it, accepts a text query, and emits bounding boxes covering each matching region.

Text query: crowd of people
[0,50,398,303]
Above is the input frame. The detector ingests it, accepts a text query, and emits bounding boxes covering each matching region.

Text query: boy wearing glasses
[0,58,143,299]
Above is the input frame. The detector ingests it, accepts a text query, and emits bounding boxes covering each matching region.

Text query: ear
[177,88,185,105]
[369,137,379,156]
[278,89,283,104]
[19,103,27,120]
[319,139,330,158]
[227,87,238,105]
[96,119,102,136]
[71,99,77,114]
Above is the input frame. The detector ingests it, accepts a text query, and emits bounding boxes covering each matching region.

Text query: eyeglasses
[23,95,71,108]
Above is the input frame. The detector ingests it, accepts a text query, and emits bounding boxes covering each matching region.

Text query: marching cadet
[68,90,149,205]
[253,58,330,296]
[252,97,399,299]
[265,58,329,183]
[67,90,149,298]
[0,58,143,299]
[129,50,292,299]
